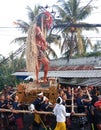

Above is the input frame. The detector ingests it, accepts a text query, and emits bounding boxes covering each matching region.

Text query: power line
[53,23,101,29]
[0,27,21,28]
[0,33,101,39]
[91,11,101,14]
[0,44,25,64]
[79,0,97,3]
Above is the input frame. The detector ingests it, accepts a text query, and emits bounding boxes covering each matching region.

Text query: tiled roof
[49,65,94,71]
[17,56,101,72]
[50,56,101,66]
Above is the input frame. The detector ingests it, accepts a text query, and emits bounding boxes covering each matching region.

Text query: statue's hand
[41,42,48,50]
[42,45,47,51]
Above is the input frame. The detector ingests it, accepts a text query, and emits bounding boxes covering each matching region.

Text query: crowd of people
[0,86,24,130]
[0,85,101,130]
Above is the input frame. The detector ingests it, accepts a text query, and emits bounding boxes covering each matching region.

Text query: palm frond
[47,45,58,59]
[78,6,92,20]
[86,37,93,49]
[14,20,29,33]
[53,4,72,22]
[26,6,35,22]
[61,35,69,53]
[26,5,39,22]
[77,31,84,54]
[10,36,27,45]
[19,48,25,60]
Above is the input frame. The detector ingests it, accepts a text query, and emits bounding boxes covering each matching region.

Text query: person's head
[94,100,101,110]
[62,93,67,101]
[98,95,101,101]
[56,97,63,104]
[37,92,44,99]
[0,94,5,101]
[58,89,64,97]
[36,11,53,30]
[77,91,83,97]
[88,86,93,92]
[67,87,71,92]
[6,94,11,100]
[14,95,19,101]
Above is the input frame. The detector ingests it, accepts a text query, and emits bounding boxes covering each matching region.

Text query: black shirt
[93,108,101,124]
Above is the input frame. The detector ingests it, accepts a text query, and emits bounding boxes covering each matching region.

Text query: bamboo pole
[71,113,86,116]
[66,105,77,108]
[10,91,17,97]
[0,108,86,116]
[71,88,75,113]
[0,108,53,115]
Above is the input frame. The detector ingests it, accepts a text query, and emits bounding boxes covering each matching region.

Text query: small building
[12,56,101,87]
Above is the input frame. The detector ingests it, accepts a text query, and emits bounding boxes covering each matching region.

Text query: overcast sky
[0,0,101,57]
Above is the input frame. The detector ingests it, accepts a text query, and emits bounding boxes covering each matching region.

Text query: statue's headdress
[36,11,53,30]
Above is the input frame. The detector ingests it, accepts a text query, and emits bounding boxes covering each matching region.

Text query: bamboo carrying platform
[16,78,58,104]
[14,78,87,117]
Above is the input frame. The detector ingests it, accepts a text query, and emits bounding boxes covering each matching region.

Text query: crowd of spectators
[57,85,101,130]
[0,85,101,130]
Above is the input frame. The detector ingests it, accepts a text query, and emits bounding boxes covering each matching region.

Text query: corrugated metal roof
[78,78,101,87]
[48,70,101,78]
[12,70,101,78]
[59,78,101,87]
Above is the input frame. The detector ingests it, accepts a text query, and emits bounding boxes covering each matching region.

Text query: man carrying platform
[29,92,48,129]
[93,100,101,130]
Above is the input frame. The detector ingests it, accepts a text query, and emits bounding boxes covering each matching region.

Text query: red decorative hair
[44,11,53,29]
[36,11,53,29]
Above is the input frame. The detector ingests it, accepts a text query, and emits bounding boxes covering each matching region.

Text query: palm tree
[12,5,58,59]
[53,0,98,59]
[11,5,38,57]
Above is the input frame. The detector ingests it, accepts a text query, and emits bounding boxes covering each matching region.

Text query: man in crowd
[53,96,71,130]
[13,95,24,130]
[93,100,101,130]
[0,94,8,130]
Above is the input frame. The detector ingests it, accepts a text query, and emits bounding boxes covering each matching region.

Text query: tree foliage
[53,0,97,59]
[0,54,26,91]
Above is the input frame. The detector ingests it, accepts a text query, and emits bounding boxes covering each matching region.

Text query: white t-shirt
[53,103,70,122]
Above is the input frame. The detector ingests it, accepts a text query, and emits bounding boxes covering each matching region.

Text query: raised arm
[35,26,47,49]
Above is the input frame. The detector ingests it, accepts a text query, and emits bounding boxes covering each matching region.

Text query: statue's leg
[35,61,40,83]
[40,57,49,82]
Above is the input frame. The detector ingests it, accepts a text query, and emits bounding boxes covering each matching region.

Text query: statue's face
[44,13,52,29]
